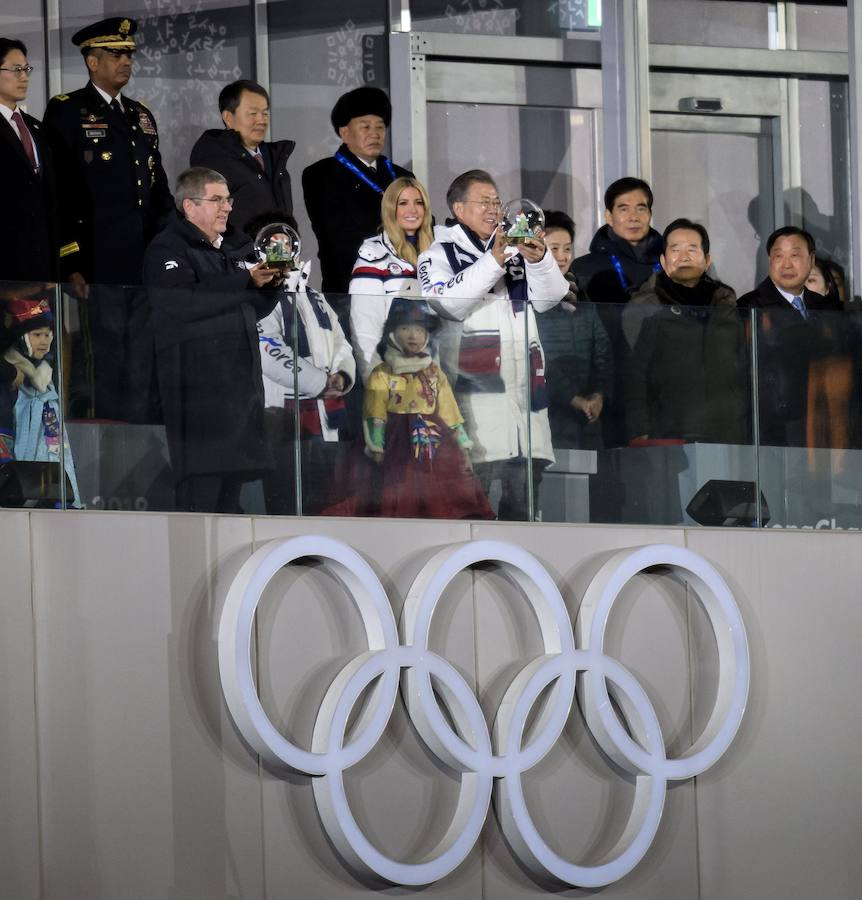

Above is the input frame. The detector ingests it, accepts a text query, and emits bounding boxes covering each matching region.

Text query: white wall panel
[1,509,860,898]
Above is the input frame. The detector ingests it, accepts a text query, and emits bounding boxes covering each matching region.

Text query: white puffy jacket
[417,223,566,463]
[257,262,356,441]
[348,231,421,383]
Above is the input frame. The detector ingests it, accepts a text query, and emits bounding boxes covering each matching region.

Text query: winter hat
[378,298,438,358]
[331,86,392,133]
[4,297,54,359]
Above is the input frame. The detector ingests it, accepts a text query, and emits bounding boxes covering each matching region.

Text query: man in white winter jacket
[418,169,567,520]
[256,258,356,514]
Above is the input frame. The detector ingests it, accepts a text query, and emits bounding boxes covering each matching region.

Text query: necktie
[10,109,37,171]
[252,148,264,170]
[791,295,808,319]
[110,98,123,117]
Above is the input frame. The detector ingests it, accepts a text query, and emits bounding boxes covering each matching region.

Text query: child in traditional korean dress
[3,297,80,506]
[362,299,492,519]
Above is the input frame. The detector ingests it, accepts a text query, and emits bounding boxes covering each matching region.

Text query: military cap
[331,86,391,133]
[72,17,137,51]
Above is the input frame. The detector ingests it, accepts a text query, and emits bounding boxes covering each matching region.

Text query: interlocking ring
[218,537,749,888]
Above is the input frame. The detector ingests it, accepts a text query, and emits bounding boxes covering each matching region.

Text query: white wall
[2,509,861,898]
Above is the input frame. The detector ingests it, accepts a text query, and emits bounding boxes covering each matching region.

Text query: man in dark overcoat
[0,38,61,283]
[190,79,295,235]
[623,218,747,445]
[302,86,413,299]
[143,167,279,513]
[737,225,840,447]
[42,17,174,421]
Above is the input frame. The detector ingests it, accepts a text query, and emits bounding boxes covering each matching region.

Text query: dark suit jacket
[302,145,412,294]
[189,128,295,236]
[43,82,174,284]
[0,109,59,282]
[737,278,839,446]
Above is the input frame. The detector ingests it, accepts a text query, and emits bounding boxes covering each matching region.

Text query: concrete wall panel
[1,510,859,898]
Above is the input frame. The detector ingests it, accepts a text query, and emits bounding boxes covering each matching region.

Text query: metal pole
[848,0,862,298]
[750,309,762,527]
[53,283,68,510]
[600,0,651,184]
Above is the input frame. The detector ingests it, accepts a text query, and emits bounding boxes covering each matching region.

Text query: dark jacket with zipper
[624,270,747,444]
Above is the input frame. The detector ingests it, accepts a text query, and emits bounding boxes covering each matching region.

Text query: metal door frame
[389,30,603,184]
[389,5,853,248]
[650,73,787,238]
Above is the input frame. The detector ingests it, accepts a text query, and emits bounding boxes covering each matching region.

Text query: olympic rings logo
[218,537,749,888]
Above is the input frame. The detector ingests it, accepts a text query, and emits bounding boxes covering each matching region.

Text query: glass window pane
[4,0,47,115]
[426,102,598,259]
[752,306,860,528]
[651,121,775,292]
[56,1,254,189]
[795,2,848,52]
[582,299,756,527]
[267,3,389,286]
[408,0,601,38]
[648,0,771,49]
[798,80,851,275]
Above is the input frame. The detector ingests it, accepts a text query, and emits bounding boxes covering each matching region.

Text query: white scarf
[382,335,432,375]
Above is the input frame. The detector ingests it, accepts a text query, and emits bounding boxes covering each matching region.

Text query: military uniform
[40,17,173,421]
[43,82,172,284]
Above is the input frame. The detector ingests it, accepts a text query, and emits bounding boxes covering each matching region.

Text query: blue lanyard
[335,152,396,193]
[609,254,660,291]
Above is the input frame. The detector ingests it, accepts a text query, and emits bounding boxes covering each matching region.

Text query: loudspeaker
[686,479,770,527]
[0,460,74,508]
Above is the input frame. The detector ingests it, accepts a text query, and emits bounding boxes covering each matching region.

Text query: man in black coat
[623,219,747,445]
[143,166,279,513]
[572,177,662,306]
[738,225,839,448]
[42,17,174,421]
[571,177,663,451]
[189,79,295,236]
[302,86,412,298]
[0,38,61,283]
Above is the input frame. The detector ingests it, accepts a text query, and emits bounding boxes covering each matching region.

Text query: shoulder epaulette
[52,93,70,101]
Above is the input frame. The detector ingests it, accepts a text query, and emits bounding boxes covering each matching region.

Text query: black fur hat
[331,86,391,133]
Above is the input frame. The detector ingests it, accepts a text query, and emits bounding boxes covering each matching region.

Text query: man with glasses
[42,17,173,421]
[418,169,567,520]
[143,167,280,513]
[0,38,61,282]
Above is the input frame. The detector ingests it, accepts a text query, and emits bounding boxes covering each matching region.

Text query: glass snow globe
[254,223,301,270]
[500,199,545,245]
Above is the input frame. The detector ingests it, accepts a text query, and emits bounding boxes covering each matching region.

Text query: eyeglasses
[0,65,34,77]
[190,196,235,208]
[462,199,503,212]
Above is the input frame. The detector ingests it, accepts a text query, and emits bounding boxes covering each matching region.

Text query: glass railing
[1,277,859,529]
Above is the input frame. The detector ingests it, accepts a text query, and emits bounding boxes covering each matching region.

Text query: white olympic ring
[218,536,749,889]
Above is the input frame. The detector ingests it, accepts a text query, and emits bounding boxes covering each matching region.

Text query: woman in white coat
[348,176,434,383]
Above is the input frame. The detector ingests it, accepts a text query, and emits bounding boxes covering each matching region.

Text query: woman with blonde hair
[349,176,435,382]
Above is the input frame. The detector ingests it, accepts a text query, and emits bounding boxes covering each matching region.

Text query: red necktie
[11,109,37,171]
[253,149,264,170]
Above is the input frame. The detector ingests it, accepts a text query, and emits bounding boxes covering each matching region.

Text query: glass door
[651,113,779,289]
